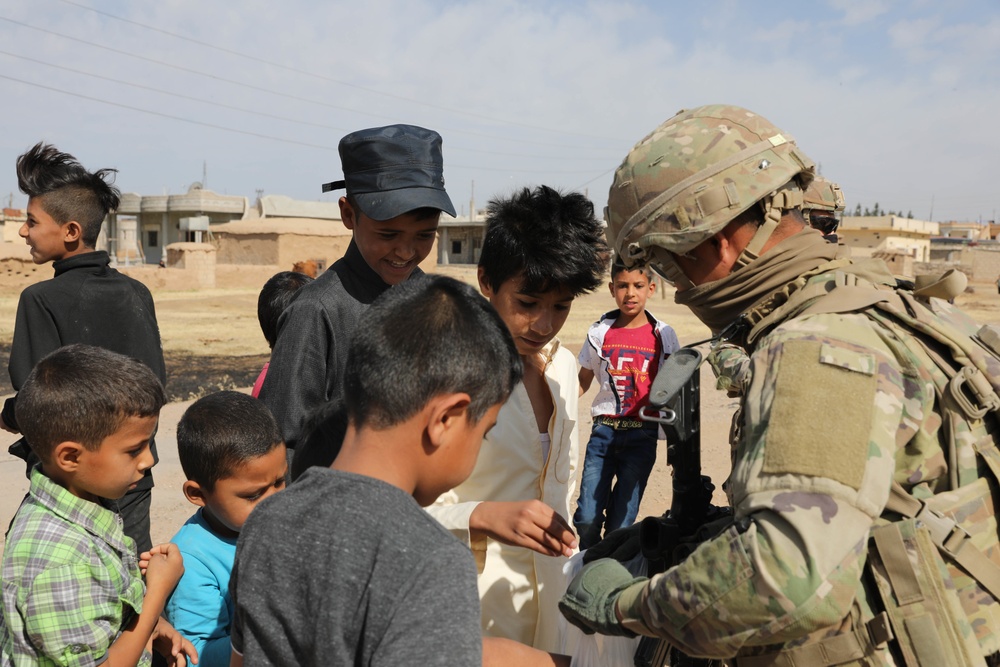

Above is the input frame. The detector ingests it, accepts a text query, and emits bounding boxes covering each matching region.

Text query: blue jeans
[573,422,658,549]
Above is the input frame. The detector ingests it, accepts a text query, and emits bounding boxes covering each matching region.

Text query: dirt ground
[2,264,1000,549]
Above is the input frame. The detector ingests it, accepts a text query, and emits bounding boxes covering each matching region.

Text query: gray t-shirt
[230,467,482,666]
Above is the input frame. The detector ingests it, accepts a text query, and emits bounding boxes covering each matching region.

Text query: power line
[49,0,624,143]
[0,72,609,175]
[0,14,621,154]
[0,51,612,163]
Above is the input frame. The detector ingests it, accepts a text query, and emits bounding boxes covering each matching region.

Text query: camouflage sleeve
[707,343,751,396]
[620,312,927,657]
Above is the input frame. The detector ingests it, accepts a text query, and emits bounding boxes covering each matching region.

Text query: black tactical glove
[582,523,642,564]
[559,558,646,637]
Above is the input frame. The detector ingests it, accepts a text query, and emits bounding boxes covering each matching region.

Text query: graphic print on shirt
[601,323,661,417]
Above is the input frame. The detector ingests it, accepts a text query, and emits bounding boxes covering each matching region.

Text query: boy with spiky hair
[0,344,194,667]
[429,185,609,654]
[229,275,525,665]
[2,142,166,554]
[164,391,287,666]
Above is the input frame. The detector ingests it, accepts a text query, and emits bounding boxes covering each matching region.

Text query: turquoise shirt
[165,509,237,667]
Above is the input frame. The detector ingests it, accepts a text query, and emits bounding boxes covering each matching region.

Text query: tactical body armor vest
[731,261,1000,667]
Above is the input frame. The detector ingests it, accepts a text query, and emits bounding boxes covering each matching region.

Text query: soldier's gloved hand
[582,523,641,563]
[558,558,646,637]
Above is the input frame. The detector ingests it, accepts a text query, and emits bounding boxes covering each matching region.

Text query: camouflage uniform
[707,343,751,397]
[623,258,1000,665]
[584,105,1000,665]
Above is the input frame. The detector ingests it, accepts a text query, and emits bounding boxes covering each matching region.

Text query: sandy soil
[2,265,1000,553]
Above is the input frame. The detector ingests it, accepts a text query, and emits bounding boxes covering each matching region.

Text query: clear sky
[1,0,997,223]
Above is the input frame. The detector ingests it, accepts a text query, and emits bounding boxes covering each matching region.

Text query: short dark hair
[176,391,283,490]
[16,142,122,248]
[611,261,650,281]
[16,344,165,461]
[257,271,314,349]
[478,185,609,296]
[343,275,522,430]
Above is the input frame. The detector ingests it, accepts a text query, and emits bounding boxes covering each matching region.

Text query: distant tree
[873,202,881,216]
[907,210,913,218]
[854,203,862,216]
[864,207,871,216]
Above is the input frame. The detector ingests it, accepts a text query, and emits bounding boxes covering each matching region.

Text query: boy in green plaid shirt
[0,344,196,667]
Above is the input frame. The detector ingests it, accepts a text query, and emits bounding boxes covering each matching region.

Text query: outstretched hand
[470,500,578,557]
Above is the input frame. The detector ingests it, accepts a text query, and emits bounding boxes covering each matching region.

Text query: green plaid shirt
[1,467,148,667]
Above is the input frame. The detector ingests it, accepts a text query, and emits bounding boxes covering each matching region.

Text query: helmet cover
[606,104,816,270]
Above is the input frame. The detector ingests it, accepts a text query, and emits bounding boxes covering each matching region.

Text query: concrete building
[115,183,249,264]
[838,215,938,263]
[938,221,991,241]
[437,211,486,265]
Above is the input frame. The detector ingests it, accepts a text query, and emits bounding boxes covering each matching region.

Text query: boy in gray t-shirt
[231,275,561,666]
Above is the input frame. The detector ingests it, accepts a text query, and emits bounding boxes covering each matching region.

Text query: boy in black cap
[259,124,456,454]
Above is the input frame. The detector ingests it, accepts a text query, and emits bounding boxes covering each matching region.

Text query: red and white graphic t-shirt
[601,322,662,417]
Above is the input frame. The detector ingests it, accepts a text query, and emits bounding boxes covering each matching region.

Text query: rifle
[634,347,726,667]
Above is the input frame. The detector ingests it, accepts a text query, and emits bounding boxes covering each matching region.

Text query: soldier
[802,175,845,242]
[707,176,845,399]
[560,104,1000,666]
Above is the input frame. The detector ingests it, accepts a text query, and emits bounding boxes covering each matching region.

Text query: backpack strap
[885,482,1000,602]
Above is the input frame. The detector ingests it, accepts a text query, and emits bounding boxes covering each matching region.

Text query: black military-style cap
[321,124,456,220]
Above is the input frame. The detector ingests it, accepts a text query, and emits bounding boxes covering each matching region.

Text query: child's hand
[138,543,171,575]
[144,542,185,594]
[470,501,578,557]
[152,616,199,666]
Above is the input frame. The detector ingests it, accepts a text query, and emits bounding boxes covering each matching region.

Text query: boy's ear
[182,480,208,507]
[51,441,85,473]
[339,197,357,231]
[425,393,473,449]
[62,220,83,244]
[477,267,493,298]
[608,280,615,297]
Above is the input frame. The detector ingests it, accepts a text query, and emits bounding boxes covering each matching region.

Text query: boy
[251,270,313,397]
[164,391,287,666]
[2,142,166,554]
[574,262,679,549]
[428,185,609,653]
[259,124,456,452]
[228,275,524,665]
[0,344,194,667]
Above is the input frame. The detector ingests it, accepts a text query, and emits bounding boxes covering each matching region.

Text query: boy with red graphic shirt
[574,262,679,549]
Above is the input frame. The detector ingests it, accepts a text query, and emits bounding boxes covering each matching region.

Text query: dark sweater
[259,240,422,450]
[3,251,166,489]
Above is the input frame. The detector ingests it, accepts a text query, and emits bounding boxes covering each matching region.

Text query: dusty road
[2,264,999,553]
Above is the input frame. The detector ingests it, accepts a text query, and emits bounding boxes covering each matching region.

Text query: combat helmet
[607,104,815,284]
[802,175,845,238]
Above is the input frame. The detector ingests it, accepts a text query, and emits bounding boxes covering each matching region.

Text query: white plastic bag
[557,551,646,667]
